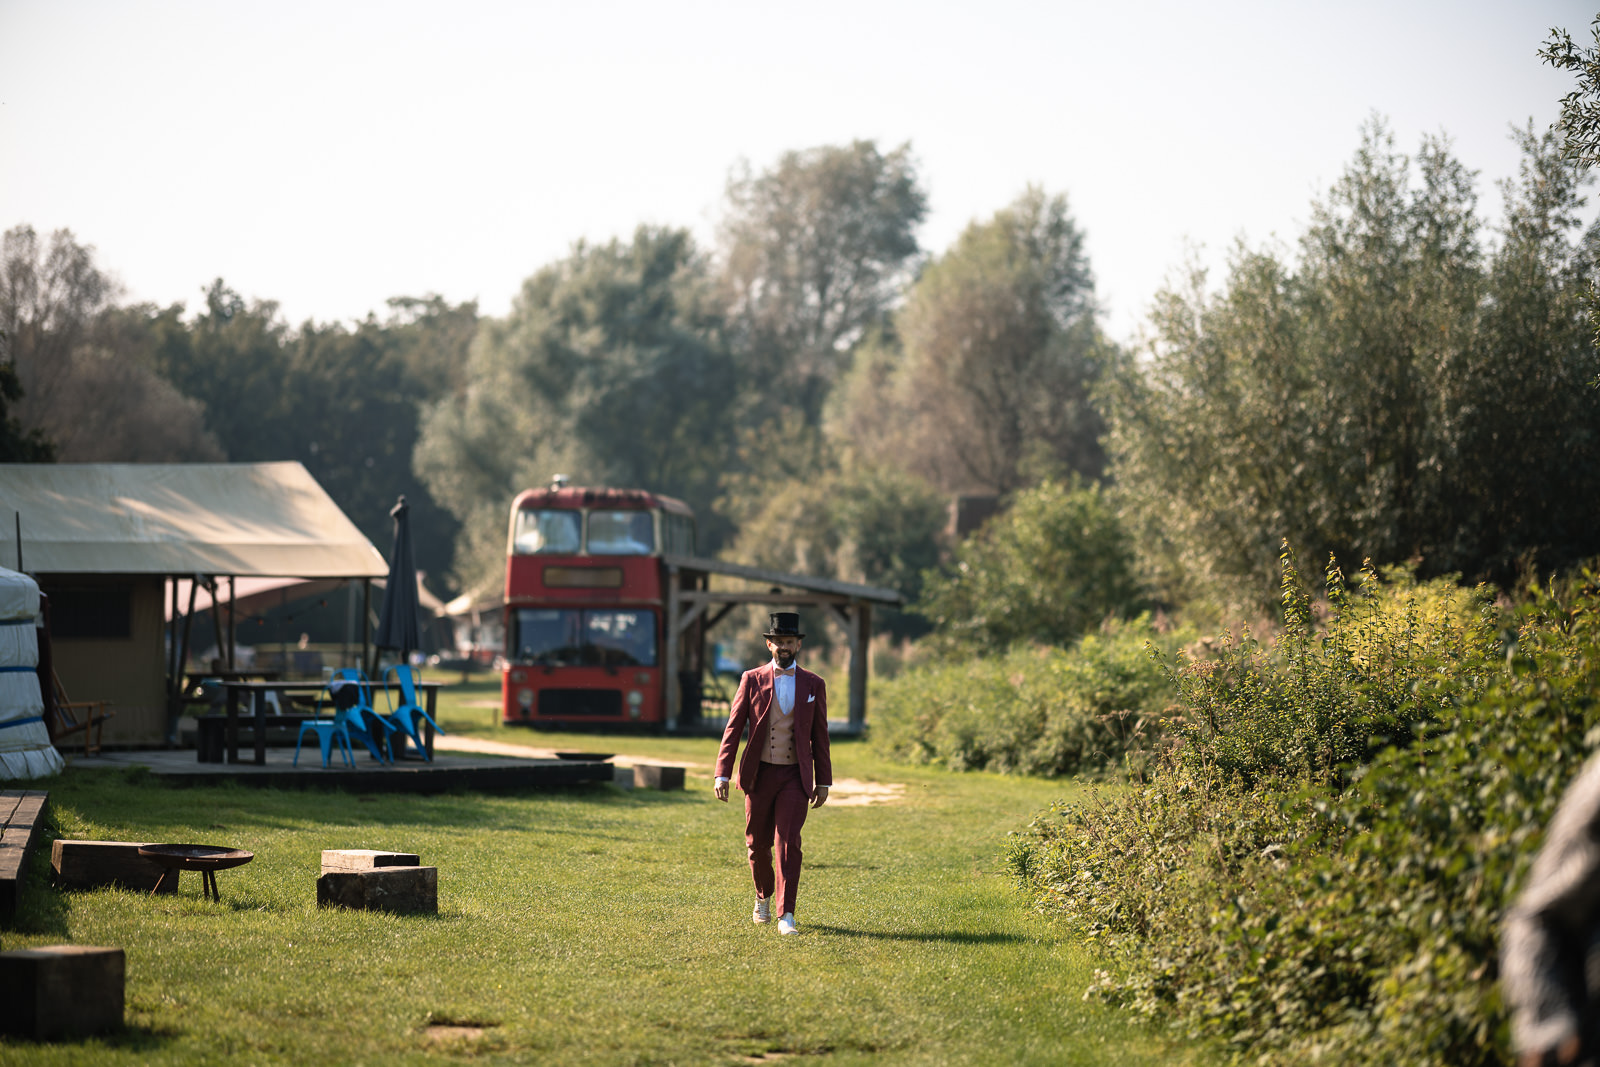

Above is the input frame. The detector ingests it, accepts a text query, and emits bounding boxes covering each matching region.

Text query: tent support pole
[208,577,225,668]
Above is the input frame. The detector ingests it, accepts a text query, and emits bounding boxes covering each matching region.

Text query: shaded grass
[4,740,1218,1065]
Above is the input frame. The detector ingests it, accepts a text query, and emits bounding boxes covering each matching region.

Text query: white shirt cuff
[715,776,729,786]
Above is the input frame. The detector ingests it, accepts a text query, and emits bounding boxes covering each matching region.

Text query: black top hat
[763,611,805,639]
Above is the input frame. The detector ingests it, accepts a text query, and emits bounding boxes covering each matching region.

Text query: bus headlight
[627,690,643,718]
[511,670,527,684]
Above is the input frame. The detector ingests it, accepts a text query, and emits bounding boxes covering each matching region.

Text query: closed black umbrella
[373,495,422,667]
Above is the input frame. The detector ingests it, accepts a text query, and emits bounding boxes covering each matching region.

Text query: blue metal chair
[293,677,356,769]
[337,669,398,764]
[382,665,446,761]
[294,669,394,768]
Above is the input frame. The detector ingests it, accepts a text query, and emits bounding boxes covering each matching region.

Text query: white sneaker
[778,913,799,935]
[752,898,771,924]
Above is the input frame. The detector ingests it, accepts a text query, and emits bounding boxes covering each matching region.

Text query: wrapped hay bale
[0,567,63,780]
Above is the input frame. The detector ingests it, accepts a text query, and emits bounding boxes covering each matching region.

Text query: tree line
[3,124,1597,628]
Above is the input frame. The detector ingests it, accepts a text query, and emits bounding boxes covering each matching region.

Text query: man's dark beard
[775,649,796,668]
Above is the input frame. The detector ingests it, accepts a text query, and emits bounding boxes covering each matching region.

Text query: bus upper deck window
[588,510,654,555]
[513,509,581,555]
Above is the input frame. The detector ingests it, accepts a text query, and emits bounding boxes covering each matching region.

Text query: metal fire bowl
[138,844,255,872]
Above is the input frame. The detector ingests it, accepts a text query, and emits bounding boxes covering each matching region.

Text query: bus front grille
[538,689,623,717]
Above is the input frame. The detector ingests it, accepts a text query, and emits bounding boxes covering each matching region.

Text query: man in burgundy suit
[714,611,832,935]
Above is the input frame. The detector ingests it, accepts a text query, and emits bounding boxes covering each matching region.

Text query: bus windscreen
[513,609,657,666]
[587,510,654,554]
[513,509,582,555]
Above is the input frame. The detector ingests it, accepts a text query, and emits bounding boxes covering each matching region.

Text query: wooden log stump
[0,945,124,1039]
[632,764,685,790]
[51,840,172,893]
[317,866,437,914]
[319,849,421,876]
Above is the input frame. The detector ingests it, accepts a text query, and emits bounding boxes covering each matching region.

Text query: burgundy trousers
[745,760,808,916]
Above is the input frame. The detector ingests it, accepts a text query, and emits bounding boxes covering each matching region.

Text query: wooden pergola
[660,555,902,734]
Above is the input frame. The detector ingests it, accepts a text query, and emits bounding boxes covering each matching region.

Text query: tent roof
[0,462,387,578]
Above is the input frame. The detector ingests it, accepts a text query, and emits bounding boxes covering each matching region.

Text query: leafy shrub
[1007,557,1600,1064]
[1168,553,1499,788]
[870,615,1190,778]
[915,478,1146,654]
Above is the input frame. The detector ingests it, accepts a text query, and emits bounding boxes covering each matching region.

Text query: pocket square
[807,694,815,702]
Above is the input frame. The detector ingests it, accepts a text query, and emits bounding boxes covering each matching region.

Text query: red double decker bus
[500,483,696,727]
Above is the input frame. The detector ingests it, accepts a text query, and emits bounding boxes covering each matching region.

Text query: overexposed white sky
[1,0,1591,344]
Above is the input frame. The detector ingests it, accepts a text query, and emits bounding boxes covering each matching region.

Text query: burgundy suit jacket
[714,662,832,798]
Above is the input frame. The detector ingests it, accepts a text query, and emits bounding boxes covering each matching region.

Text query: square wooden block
[0,945,124,1039]
[317,866,437,914]
[632,764,685,790]
[319,849,421,876]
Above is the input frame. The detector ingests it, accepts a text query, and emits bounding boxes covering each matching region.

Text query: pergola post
[848,599,870,733]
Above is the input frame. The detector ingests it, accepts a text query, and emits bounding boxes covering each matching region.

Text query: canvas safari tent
[0,462,387,746]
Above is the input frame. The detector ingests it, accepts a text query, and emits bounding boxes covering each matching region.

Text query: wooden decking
[63,748,614,793]
[0,790,49,924]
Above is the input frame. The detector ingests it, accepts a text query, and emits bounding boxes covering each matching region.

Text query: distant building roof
[0,462,387,578]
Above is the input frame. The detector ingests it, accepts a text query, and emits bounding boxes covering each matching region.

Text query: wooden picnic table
[182,669,280,695]
[208,679,441,766]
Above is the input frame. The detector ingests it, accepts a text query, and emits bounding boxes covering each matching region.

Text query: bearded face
[767,636,800,669]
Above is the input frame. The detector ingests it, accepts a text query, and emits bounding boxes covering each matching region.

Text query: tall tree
[416,227,738,593]
[718,140,926,424]
[1542,15,1600,169]
[0,225,116,421]
[0,359,53,461]
[725,460,948,645]
[145,282,466,579]
[1106,122,1600,606]
[830,188,1111,494]
[1543,14,1600,355]
[1,227,221,461]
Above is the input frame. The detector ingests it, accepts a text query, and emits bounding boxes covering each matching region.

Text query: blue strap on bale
[0,716,44,730]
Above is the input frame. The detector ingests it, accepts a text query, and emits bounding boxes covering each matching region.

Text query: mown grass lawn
[5,706,1217,1064]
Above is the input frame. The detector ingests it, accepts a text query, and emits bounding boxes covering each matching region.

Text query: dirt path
[431,735,904,805]
[432,734,698,769]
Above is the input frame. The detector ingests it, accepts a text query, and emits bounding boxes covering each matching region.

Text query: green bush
[870,615,1190,778]
[916,478,1146,654]
[1168,552,1499,788]
[1007,558,1600,1064]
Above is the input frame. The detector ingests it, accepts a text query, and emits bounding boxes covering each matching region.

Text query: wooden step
[0,791,48,924]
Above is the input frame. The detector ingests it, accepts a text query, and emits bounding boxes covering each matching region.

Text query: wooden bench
[195,714,315,762]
